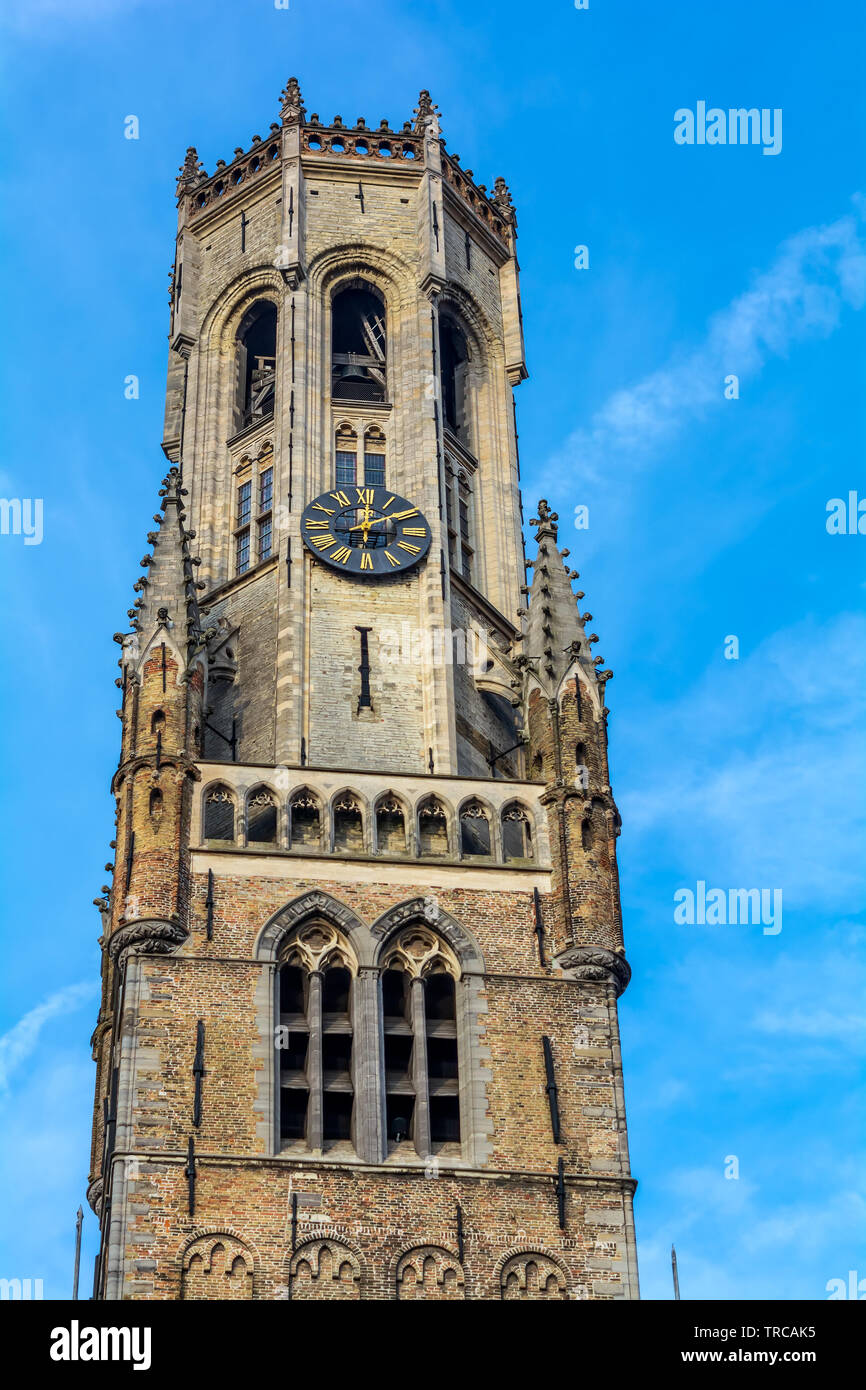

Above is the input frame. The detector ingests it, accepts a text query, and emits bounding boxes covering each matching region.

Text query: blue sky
[1,0,864,1300]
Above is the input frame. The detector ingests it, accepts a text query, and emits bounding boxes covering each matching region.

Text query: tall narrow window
[445,465,474,583]
[321,965,354,1145]
[439,317,468,440]
[459,799,491,858]
[237,301,277,429]
[382,967,414,1148]
[258,465,273,562]
[458,478,473,582]
[425,973,460,1145]
[277,930,356,1154]
[247,788,277,845]
[418,798,449,857]
[364,427,386,486]
[376,796,406,855]
[289,789,321,849]
[335,425,358,487]
[502,804,533,861]
[331,282,386,401]
[380,929,462,1159]
[333,795,364,852]
[235,477,252,575]
[204,786,234,841]
[278,963,309,1144]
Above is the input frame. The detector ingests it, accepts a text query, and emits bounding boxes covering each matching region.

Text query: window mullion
[306,971,324,1152]
[410,977,432,1160]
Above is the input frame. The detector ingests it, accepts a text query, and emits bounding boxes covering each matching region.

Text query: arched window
[204,785,234,841]
[335,424,358,487]
[376,795,406,855]
[333,794,364,852]
[382,965,413,1146]
[418,798,449,856]
[277,927,357,1153]
[439,316,469,439]
[459,799,491,858]
[247,788,277,845]
[321,964,353,1143]
[444,466,474,583]
[575,741,589,789]
[277,961,309,1144]
[424,971,460,1145]
[501,803,533,861]
[380,928,461,1157]
[289,789,321,849]
[331,281,386,401]
[236,301,277,429]
[363,426,386,487]
[581,817,592,851]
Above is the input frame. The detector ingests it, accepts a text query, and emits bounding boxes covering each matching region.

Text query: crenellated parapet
[179,79,513,250]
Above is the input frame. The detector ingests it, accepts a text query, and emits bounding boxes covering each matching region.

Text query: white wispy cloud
[546,198,866,487]
[0,983,95,1094]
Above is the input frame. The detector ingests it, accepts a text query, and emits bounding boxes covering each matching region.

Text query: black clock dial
[301,485,431,578]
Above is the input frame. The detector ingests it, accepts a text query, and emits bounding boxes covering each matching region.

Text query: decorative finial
[280,76,306,125]
[176,146,205,195]
[529,499,559,539]
[413,89,439,133]
[493,175,516,223]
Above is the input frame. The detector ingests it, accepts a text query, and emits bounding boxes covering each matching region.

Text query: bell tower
[88,80,639,1301]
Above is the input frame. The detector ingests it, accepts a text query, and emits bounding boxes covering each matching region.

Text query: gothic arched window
[277,925,357,1154]
[335,423,358,486]
[376,795,407,855]
[459,798,491,858]
[236,301,277,429]
[439,315,469,440]
[363,426,386,486]
[380,929,461,1157]
[331,282,386,402]
[289,788,322,850]
[204,785,234,841]
[333,794,364,852]
[418,797,449,857]
[247,788,277,846]
[501,803,533,862]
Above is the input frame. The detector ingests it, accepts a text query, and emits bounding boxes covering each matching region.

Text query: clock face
[301,485,431,578]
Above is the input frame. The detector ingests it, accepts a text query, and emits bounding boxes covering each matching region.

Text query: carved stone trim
[370,898,484,973]
[555,946,631,996]
[255,890,369,962]
[107,918,187,962]
[86,1176,104,1217]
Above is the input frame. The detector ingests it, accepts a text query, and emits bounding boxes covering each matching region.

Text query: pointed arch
[255,889,372,964]
[370,898,484,974]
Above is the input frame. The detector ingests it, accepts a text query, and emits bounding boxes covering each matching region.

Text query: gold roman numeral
[309,533,337,550]
[360,551,373,570]
[384,550,400,567]
[379,495,396,512]
[305,519,330,529]
[401,527,426,536]
[331,545,352,564]
[355,487,374,505]
[329,490,351,507]
[311,502,336,515]
[397,540,421,555]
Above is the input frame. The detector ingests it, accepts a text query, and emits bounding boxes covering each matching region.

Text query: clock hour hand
[346,516,386,532]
